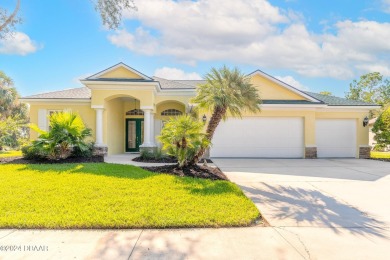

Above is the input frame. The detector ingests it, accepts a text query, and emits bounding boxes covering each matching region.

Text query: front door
[125,119,144,152]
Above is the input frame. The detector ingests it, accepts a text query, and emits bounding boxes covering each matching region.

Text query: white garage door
[210,117,304,158]
[316,119,356,158]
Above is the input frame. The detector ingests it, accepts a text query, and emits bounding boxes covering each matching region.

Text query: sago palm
[191,66,261,162]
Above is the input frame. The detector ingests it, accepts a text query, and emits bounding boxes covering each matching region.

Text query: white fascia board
[316,105,380,111]
[261,104,327,109]
[156,90,196,96]
[86,63,152,80]
[248,70,320,103]
[20,98,91,104]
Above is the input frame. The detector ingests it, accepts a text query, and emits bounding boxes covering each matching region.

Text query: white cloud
[382,0,390,13]
[0,32,39,55]
[108,0,390,79]
[154,67,202,80]
[275,75,308,90]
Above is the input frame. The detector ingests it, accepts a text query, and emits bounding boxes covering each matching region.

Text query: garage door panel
[316,119,356,158]
[211,117,304,158]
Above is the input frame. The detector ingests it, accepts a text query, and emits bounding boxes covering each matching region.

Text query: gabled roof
[247,69,321,103]
[86,62,153,80]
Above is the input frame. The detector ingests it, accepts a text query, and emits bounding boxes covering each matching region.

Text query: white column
[94,107,105,146]
[140,108,152,147]
[150,112,155,146]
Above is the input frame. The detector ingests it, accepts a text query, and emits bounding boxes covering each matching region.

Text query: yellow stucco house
[21,63,379,159]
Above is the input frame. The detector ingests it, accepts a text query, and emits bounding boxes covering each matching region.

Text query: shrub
[158,115,209,168]
[140,149,155,160]
[139,148,168,160]
[21,144,45,160]
[372,107,390,150]
[27,111,92,160]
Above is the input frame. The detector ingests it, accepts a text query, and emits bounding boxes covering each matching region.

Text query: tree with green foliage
[25,111,92,160]
[191,66,262,162]
[0,71,28,149]
[0,114,25,149]
[345,72,390,106]
[372,107,390,151]
[159,115,209,168]
[0,0,136,38]
[319,91,333,96]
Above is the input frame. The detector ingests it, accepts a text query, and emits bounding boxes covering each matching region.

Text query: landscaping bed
[133,156,213,164]
[133,156,177,163]
[0,163,261,228]
[0,155,104,164]
[143,164,228,181]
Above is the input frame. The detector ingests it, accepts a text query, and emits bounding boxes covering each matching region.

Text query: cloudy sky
[1,0,390,97]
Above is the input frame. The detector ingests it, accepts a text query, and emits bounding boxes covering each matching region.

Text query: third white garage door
[210,117,304,158]
[316,119,357,158]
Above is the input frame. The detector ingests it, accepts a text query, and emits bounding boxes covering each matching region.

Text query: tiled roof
[152,77,199,89]
[303,91,378,106]
[22,87,91,99]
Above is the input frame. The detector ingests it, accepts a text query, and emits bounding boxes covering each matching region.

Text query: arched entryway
[103,95,155,155]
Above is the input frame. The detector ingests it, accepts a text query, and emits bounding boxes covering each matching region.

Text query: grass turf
[371,151,390,159]
[0,163,260,228]
[0,150,22,158]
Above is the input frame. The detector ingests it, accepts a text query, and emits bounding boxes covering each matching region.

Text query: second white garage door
[210,117,304,158]
[316,119,356,158]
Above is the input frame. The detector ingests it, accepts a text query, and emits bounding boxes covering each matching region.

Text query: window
[161,109,182,116]
[126,109,144,116]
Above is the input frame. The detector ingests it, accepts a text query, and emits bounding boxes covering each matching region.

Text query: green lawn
[0,163,260,228]
[0,150,22,158]
[371,151,390,159]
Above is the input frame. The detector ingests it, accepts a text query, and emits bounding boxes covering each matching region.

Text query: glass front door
[126,119,144,152]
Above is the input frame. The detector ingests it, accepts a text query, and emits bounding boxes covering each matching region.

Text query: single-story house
[21,63,379,159]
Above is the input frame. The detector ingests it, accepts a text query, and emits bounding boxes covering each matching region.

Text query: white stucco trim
[86,62,152,80]
[91,105,104,109]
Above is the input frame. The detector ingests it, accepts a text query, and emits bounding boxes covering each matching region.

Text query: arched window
[161,109,183,116]
[126,109,144,116]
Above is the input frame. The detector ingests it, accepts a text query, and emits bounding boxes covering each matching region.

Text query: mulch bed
[142,164,228,181]
[133,156,177,163]
[0,156,104,164]
[133,156,213,164]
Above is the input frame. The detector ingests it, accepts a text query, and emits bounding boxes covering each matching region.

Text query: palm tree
[191,66,262,163]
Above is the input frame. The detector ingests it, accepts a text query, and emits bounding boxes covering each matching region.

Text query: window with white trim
[161,109,182,116]
[126,109,144,116]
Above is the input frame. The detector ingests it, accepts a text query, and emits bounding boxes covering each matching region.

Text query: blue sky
[1,0,389,97]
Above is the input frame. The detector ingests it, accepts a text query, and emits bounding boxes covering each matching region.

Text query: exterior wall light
[202,114,207,123]
[363,116,369,127]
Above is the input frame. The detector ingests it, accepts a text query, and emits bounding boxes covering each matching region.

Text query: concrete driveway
[213,158,390,259]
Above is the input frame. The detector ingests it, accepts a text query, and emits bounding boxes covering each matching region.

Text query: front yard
[0,163,260,228]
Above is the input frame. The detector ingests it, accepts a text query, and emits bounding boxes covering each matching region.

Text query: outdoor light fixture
[363,116,369,127]
[202,114,207,123]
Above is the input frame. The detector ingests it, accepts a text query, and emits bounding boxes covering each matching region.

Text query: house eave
[20,98,91,103]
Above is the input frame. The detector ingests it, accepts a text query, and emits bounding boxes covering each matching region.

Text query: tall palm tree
[191,66,262,163]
